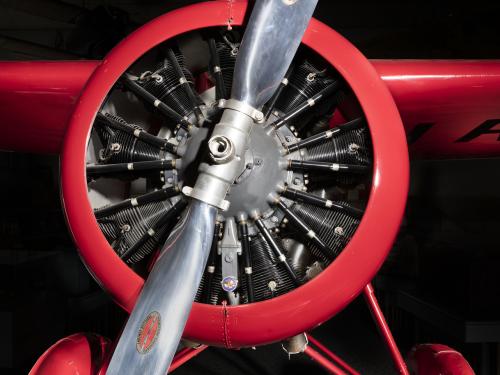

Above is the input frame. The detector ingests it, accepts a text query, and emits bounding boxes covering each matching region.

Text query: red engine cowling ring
[61,0,408,348]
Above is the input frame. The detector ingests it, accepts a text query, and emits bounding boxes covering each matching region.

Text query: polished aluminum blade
[106,200,217,375]
[231,0,318,108]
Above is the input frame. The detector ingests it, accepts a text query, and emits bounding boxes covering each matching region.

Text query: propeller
[106,1,318,373]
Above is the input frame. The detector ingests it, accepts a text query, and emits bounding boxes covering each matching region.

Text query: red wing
[1,59,500,159]
[374,60,500,159]
[0,61,98,154]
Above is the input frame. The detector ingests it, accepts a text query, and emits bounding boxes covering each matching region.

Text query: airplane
[2,0,497,373]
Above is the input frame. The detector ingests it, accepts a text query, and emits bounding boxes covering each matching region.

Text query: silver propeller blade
[106,1,317,373]
[106,200,216,374]
[232,0,318,108]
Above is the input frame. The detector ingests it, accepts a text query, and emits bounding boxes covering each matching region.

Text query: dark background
[1,1,500,374]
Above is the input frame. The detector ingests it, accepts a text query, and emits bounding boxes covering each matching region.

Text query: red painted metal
[2,59,500,159]
[304,346,348,375]
[29,333,110,375]
[373,60,500,159]
[363,284,409,375]
[167,345,208,373]
[307,335,360,375]
[0,61,99,154]
[60,0,408,347]
[408,344,475,375]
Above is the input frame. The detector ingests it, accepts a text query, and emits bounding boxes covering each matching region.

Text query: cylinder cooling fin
[62,1,408,348]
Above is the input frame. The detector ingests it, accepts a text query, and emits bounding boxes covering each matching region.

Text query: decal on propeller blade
[136,311,161,354]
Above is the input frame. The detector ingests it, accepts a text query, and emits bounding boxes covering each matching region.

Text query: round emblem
[221,276,239,292]
[136,311,161,354]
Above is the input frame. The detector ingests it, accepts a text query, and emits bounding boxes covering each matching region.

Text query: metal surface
[184,108,253,210]
[373,60,500,158]
[363,283,409,375]
[3,60,500,159]
[408,344,475,375]
[224,124,289,217]
[231,0,318,108]
[29,333,110,375]
[282,238,311,274]
[220,98,264,122]
[188,0,317,210]
[106,200,217,374]
[106,1,317,371]
[10,1,484,371]
[0,60,99,154]
[61,0,408,347]
[282,333,308,355]
[219,217,241,304]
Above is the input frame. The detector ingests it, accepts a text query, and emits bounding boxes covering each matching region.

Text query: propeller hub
[175,111,303,223]
[223,123,300,218]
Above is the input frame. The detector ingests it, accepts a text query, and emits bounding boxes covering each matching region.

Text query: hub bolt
[208,135,234,163]
[254,111,264,122]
